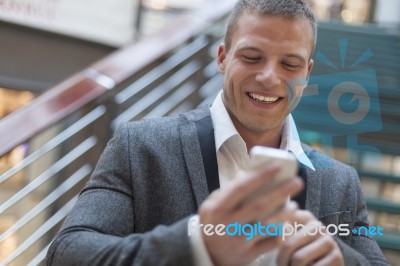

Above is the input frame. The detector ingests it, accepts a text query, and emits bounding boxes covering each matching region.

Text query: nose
[255,62,281,88]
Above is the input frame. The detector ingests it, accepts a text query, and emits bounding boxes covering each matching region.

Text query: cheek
[224,71,238,93]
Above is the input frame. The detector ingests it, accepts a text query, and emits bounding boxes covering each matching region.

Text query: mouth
[247,92,283,104]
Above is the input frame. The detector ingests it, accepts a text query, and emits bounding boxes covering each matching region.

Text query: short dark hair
[224,0,317,54]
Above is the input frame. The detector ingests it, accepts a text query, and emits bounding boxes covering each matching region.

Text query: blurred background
[0,0,399,265]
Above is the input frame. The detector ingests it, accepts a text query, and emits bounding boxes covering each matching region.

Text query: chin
[241,121,280,133]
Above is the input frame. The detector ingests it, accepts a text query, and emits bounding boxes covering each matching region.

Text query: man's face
[218,12,314,136]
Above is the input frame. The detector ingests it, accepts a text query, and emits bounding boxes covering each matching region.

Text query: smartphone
[242,146,298,204]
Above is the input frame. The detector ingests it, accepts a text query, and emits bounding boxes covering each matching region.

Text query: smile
[247,93,281,103]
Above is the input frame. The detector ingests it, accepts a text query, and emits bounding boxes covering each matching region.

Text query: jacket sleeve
[335,166,390,266]
[46,123,194,266]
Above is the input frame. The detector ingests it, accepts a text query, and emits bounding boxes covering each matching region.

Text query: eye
[282,62,298,70]
[242,56,261,63]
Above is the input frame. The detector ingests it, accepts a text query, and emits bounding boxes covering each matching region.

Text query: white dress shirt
[190,91,315,266]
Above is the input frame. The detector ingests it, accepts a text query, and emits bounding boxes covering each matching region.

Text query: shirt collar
[210,91,240,152]
[210,91,315,171]
[280,114,315,170]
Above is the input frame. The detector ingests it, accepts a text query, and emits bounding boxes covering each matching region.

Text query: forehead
[230,12,314,58]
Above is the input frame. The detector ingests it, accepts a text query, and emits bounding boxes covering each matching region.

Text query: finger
[199,163,281,224]
[313,247,344,266]
[263,201,299,226]
[210,202,298,252]
[217,162,282,211]
[276,220,321,266]
[247,234,283,260]
[199,190,228,222]
[232,177,303,224]
[288,235,336,266]
[223,233,283,264]
[248,201,299,243]
[289,209,316,225]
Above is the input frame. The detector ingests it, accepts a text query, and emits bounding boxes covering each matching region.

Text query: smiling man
[218,12,314,149]
[47,0,389,265]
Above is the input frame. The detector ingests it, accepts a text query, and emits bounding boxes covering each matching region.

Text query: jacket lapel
[292,165,307,210]
[301,145,322,215]
[179,108,217,207]
[194,115,220,194]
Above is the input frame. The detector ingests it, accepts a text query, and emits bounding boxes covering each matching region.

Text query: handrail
[0,0,235,157]
[0,75,105,157]
[0,3,232,264]
[92,0,234,83]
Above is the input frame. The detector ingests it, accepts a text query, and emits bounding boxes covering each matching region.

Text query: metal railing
[0,1,233,264]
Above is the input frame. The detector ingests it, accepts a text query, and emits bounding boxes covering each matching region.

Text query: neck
[233,121,284,152]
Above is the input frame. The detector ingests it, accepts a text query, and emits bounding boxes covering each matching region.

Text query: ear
[217,43,227,74]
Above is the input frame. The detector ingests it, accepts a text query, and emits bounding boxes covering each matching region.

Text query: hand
[276,210,344,266]
[198,163,304,266]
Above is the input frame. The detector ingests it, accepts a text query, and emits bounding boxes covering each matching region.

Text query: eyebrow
[236,47,262,53]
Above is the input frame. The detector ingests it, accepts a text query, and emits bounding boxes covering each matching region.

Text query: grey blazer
[46,106,389,266]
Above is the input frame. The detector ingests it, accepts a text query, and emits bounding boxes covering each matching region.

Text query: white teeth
[249,93,279,103]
